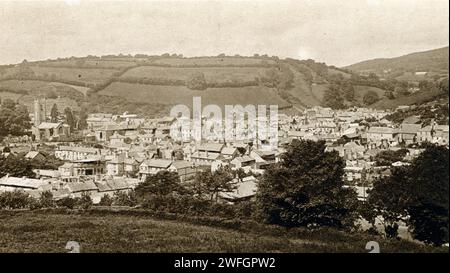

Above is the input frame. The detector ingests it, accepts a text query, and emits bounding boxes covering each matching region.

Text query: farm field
[99,82,291,109]
[0,210,444,253]
[29,66,118,84]
[371,87,446,109]
[353,85,387,103]
[121,66,269,83]
[150,57,277,66]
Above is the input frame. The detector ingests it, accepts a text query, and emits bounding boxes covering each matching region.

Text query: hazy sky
[0,0,448,67]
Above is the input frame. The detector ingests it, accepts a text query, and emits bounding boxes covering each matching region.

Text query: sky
[0,0,448,67]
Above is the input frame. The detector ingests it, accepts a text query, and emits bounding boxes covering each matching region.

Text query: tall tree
[50,103,59,123]
[256,140,358,228]
[323,85,345,109]
[0,100,31,138]
[191,165,236,202]
[368,145,449,246]
[64,107,76,129]
[363,90,380,105]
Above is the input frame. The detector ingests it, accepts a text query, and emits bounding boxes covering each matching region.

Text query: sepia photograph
[0,0,448,266]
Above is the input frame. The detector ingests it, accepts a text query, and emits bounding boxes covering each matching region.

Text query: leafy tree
[112,191,137,207]
[256,140,358,229]
[64,107,76,129]
[363,90,380,105]
[367,145,449,245]
[78,110,88,130]
[0,100,31,138]
[56,196,77,209]
[0,154,36,178]
[99,194,113,206]
[374,149,409,166]
[187,72,207,90]
[39,191,54,208]
[323,85,345,109]
[78,192,93,210]
[191,166,236,202]
[342,82,355,101]
[277,65,294,90]
[0,190,33,209]
[50,103,59,123]
[135,171,185,199]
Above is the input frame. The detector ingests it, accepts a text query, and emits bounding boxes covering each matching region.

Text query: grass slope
[99,82,291,109]
[345,46,449,73]
[0,210,444,253]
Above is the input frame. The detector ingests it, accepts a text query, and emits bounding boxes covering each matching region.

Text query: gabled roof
[402,116,421,124]
[221,147,238,155]
[368,127,395,134]
[0,176,48,189]
[169,160,192,170]
[197,143,224,153]
[37,122,62,130]
[25,151,44,159]
[141,159,172,168]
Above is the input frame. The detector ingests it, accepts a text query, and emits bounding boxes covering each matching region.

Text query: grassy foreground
[0,209,446,253]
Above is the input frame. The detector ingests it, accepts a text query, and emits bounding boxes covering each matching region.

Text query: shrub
[39,191,55,208]
[56,196,77,209]
[0,190,33,209]
[78,193,93,210]
[99,194,113,206]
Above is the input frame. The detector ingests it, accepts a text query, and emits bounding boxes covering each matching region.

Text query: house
[32,122,70,141]
[0,175,49,192]
[55,146,100,161]
[71,158,106,176]
[220,146,239,160]
[343,142,365,160]
[417,125,433,143]
[168,160,197,182]
[344,166,365,183]
[139,159,172,180]
[94,123,138,142]
[397,124,421,144]
[24,151,46,161]
[250,150,276,169]
[86,113,113,131]
[58,162,75,177]
[197,143,224,155]
[65,180,98,198]
[190,151,221,166]
[230,156,256,170]
[218,176,258,202]
[106,157,125,176]
[434,125,449,144]
[367,127,396,143]
[109,132,127,145]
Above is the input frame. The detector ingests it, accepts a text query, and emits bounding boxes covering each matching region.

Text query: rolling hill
[1,50,447,117]
[344,46,449,80]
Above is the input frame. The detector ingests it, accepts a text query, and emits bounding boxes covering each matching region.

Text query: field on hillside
[0,210,444,253]
[29,66,118,84]
[0,91,24,102]
[37,59,138,69]
[122,66,268,83]
[354,85,387,103]
[99,82,291,108]
[0,80,82,111]
[372,88,447,109]
[150,57,276,66]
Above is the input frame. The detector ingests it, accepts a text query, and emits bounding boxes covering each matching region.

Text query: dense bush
[0,191,34,209]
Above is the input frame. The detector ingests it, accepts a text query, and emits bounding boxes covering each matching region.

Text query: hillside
[344,46,449,81]
[1,52,447,116]
[0,210,444,253]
